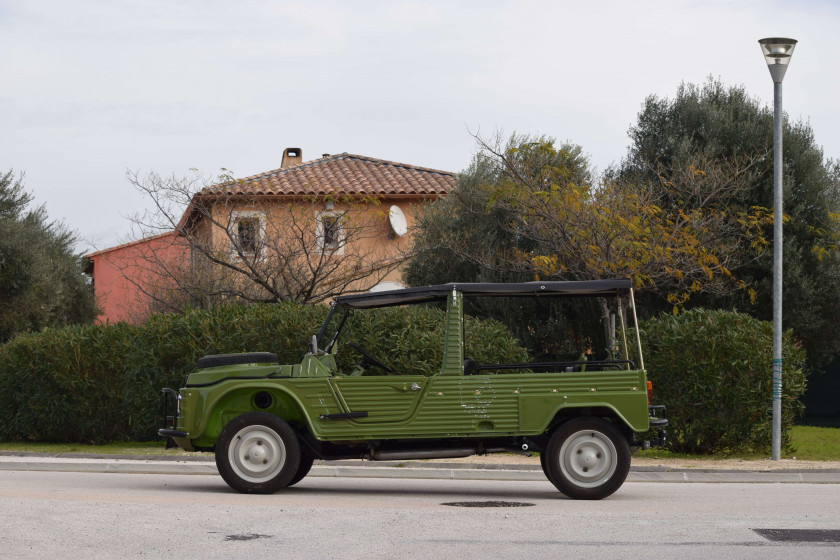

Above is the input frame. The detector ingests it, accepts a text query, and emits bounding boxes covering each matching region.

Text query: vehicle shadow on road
[165,477,571,501]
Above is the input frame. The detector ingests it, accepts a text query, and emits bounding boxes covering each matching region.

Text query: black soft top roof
[335,279,632,309]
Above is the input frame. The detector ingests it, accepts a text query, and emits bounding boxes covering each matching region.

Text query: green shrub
[0,302,526,443]
[0,303,329,443]
[0,323,140,442]
[639,308,807,454]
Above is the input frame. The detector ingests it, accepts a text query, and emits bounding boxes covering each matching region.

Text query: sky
[2,0,839,253]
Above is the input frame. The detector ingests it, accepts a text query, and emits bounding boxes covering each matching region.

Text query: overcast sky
[2,0,838,253]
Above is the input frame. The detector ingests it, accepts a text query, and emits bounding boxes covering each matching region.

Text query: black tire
[215,412,300,494]
[539,452,549,478]
[287,446,315,487]
[543,417,630,500]
[197,353,278,369]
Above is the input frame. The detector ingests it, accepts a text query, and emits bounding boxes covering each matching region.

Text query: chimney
[281,147,302,169]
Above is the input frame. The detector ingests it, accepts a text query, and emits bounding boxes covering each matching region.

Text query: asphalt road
[1,470,838,559]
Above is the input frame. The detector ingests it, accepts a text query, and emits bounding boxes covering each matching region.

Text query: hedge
[639,308,807,454]
[0,303,527,443]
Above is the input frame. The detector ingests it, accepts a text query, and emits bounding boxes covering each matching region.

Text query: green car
[160,279,667,500]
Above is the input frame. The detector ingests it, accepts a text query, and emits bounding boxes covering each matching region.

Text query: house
[85,148,456,323]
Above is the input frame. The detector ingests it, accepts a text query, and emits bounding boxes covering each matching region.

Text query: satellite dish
[369,281,406,293]
[388,205,408,237]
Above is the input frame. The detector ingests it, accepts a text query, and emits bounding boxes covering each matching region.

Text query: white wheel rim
[558,429,617,488]
[228,425,286,483]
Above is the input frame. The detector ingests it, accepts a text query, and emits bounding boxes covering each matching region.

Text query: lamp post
[758,37,797,461]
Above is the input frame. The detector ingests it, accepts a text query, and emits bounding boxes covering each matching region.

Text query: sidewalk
[2,452,839,483]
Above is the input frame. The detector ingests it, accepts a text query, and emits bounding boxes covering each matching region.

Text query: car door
[329,375,429,423]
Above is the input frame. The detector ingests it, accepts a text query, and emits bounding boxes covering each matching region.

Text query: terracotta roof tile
[200,153,455,198]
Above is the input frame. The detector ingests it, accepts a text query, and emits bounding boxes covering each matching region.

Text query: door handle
[395,382,422,392]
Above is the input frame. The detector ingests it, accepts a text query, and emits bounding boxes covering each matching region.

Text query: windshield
[314,304,350,354]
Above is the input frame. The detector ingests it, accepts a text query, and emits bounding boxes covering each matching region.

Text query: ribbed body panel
[301,369,649,440]
[331,377,427,422]
[440,290,463,375]
[282,378,341,419]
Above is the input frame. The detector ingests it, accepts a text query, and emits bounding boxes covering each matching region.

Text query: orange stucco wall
[202,195,428,293]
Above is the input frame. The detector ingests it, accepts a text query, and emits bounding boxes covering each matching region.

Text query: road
[1,470,838,559]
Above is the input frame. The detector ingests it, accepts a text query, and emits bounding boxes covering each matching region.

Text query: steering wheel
[346,342,394,373]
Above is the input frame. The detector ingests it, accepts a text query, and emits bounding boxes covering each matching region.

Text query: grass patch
[0,440,185,456]
[788,425,840,460]
[634,425,840,461]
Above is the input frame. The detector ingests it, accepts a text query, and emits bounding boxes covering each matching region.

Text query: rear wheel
[215,412,300,494]
[543,417,630,500]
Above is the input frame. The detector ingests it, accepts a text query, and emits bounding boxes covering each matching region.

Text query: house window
[230,211,266,259]
[317,212,345,254]
[237,219,259,254]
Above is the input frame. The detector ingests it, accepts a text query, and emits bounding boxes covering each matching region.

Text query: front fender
[184,382,314,448]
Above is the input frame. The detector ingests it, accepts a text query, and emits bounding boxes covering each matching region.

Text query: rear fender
[543,404,642,443]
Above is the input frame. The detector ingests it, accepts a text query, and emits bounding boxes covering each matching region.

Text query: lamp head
[759,38,797,82]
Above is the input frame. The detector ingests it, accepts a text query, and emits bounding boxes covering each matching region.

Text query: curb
[1,456,839,483]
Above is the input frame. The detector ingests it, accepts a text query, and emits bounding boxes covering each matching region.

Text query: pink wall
[85,232,189,324]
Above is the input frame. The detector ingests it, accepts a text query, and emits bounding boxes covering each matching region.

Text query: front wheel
[543,417,630,500]
[287,445,315,487]
[215,412,301,494]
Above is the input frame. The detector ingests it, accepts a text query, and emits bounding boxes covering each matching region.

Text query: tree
[120,169,403,315]
[406,135,770,357]
[405,136,604,357]
[0,170,97,341]
[620,77,840,368]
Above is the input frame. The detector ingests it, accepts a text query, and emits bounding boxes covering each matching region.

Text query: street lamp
[758,37,797,461]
